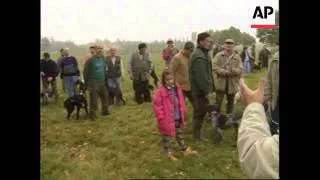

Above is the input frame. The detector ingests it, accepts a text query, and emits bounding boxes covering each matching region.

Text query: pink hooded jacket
[152,84,187,137]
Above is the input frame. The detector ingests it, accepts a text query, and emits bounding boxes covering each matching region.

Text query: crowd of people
[40,32,279,179]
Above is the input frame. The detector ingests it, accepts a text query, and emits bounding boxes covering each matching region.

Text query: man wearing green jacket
[189,32,214,140]
[83,45,110,121]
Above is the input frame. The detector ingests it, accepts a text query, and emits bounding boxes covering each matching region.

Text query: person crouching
[152,69,198,161]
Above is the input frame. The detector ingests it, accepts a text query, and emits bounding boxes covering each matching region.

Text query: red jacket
[162,48,171,61]
[152,84,187,137]
[162,48,178,61]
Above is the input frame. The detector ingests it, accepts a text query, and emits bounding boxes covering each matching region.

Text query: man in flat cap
[169,41,195,107]
[162,39,179,67]
[212,39,243,138]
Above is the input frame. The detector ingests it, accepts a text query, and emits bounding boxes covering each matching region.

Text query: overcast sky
[41,0,278,45]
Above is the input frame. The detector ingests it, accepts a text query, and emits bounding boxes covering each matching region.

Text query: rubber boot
[109,90,115,105]
[89,111,96,121]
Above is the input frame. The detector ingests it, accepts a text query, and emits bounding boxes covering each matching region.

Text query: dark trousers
[183,90,194,108]
[133,80,151,104]
[215,91,235,114]
[192,94,209,139]
[150,69,159,87]
[270,100,279,135]
[163,119,188,152]
[250,59,255,72]
[88,80,109,115]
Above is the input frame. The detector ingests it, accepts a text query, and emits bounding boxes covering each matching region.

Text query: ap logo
[251,6,276,29]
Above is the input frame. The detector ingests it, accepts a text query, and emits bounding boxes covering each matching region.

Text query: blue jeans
[270,101,279,135]
[107,77,122,89]
[64,76,78,97]
[243,60,251,75]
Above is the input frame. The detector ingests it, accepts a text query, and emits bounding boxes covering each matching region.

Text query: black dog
[74,79,86,94]
[63,80,88,120]
[108,87,126,106]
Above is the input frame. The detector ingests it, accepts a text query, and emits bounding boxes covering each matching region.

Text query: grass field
[41,52,267,179]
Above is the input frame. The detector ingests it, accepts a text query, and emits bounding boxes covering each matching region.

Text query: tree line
[41,17,279,55]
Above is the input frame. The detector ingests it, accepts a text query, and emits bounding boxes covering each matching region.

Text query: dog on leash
[63,80,88,120]
[207,104,244,143]
[207,104,229,144]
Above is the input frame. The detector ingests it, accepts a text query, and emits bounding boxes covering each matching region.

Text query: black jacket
[105,56,122,78]
[40,59,59,79]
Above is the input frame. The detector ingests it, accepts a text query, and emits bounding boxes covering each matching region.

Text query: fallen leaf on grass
[64,170,69,176]
[83,142,88,146]
[175,172,184,176]
[78,154,86,161]
[88,130,92,133]
[140,141,145,144]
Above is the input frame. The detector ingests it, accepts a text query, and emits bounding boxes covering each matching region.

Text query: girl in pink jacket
[152,69,197,161]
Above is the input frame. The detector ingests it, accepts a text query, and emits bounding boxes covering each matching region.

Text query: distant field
[41,52,267,179]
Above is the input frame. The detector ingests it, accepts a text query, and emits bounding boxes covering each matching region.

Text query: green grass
[41,53,267,179]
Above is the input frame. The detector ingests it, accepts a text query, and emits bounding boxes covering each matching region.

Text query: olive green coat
[189,47,213,95]
[212,51,243,95]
